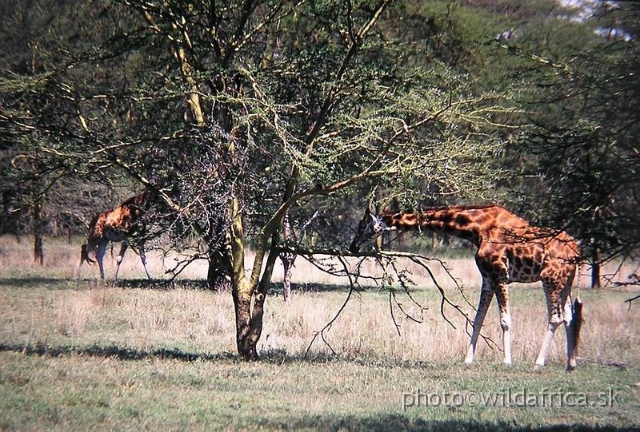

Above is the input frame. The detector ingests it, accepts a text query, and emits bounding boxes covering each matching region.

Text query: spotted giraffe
[350,205,583,370]
[78,191,153,280]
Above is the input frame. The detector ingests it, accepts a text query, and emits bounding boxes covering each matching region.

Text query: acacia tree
[3,0,513,359]
[0,0,152,259]
[508,2,640,287]
[0,0,79,258]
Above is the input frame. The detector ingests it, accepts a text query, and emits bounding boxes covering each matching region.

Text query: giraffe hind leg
[534,280,565,370]
[138,243,152,281]
[534,320,561,370]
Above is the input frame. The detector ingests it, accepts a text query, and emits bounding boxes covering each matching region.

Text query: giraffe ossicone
[350,204,582,371]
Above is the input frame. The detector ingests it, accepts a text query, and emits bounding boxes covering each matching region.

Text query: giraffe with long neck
[349,204,583,370]
[78,191,153,280]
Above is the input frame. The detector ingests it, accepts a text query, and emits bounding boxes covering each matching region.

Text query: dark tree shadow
[0,277,78,290]
[274,415,638,432]
[0,341,236,362]
[1,275,371,294]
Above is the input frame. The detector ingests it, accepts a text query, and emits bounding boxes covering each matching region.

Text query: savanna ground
[0,236,639,431]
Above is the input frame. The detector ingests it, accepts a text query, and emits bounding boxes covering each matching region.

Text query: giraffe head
[349,208,390,253]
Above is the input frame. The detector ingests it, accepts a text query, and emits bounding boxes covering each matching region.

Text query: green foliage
[511,10,640,269]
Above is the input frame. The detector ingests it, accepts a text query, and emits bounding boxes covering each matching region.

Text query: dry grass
[1,235,638,367]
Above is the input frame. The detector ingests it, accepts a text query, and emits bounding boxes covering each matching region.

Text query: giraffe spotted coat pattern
[350,204,583,370]
[78,192,153,280]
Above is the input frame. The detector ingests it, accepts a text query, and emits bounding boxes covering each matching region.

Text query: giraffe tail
[570,298,583,354]
[80,244,96,265]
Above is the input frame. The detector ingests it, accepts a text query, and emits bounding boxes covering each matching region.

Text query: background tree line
[1,0,638,358]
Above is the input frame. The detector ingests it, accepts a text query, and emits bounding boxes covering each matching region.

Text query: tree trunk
[33,234,44,265]
[228,196,260,360]
[242,249,278,358]
[229,189,281,360]
[207,248,232,291]
[589,208,602,289]
[233,278,258,360]
[281,213,296,302]
[282,254,295,302]
[591,244,601,289]
[32,198,44,265]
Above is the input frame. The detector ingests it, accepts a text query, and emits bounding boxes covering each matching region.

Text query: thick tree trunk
[230,190,281,360]
[233,279,258,360]
[33,234,44,265]
[241,249,278,358]
[591,263,601,289]
[228,196,262,360]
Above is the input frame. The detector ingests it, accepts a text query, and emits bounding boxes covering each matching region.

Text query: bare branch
[625,294,640,310]
[282,244,501,357]
[304,255,360,357]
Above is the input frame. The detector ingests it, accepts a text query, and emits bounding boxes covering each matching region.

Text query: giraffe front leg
[114,242,128,280]
[96,240,108,281]
[464,283,494,365]
[494,284,512,366]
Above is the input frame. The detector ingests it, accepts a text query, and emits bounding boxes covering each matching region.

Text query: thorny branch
[626,295,640,310]
[304,254,358,357]
[288,246,501,357]
[623,272,640,309]
[383,257,426,336]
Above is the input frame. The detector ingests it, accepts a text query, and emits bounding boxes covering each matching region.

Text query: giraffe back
[477,222,579,284]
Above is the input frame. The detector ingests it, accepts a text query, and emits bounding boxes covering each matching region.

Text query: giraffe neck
[120,191,151,215]
[380,206,503,247]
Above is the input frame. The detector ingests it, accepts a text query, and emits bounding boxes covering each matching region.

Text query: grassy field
[1,236,639,431]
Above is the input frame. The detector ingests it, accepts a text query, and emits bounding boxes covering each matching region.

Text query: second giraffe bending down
[79,192,153,281]
[349,205,583,371]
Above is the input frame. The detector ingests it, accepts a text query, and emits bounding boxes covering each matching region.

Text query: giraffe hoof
[533,364,544,373]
